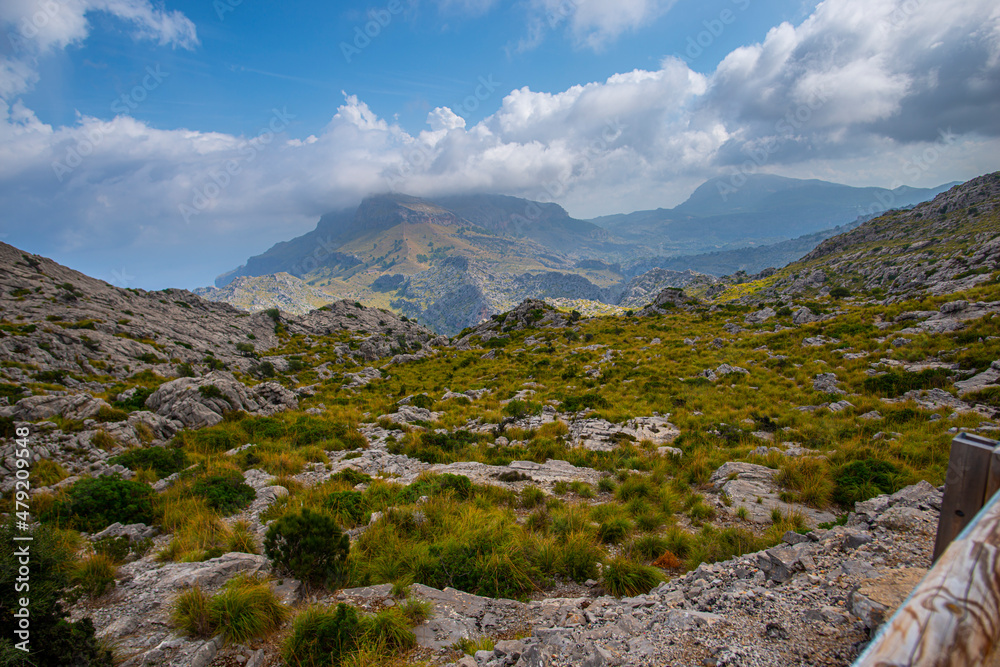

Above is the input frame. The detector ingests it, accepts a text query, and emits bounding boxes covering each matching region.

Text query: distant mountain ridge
[591,174,958,256]
[211,175,955,334]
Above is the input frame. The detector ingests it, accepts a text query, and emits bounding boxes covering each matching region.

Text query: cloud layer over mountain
[1,0,998,288]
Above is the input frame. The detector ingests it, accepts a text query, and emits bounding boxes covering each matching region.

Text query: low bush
[264,508,350,588]
[862,368,952,398]
[601,556,662,597]
[331,468,373,486]
[111,446,188,478]
[46,475,156,531]
[560,392,609,413]
[833,459,907,507]
[171,575,287,643]
[192,474,256,515]
[281,603,359,667]
[409,394,434,410]
[324,491,369,528]
[72,553,117,598]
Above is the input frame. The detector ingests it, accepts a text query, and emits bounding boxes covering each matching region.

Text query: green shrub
[47,475,156,531]
[503,399,541,419]
[601,556,662,597]
[291,415,338,446]
[171,576,287,643]
[198,384,226,400]
[240,415,288,439]
[111,446,188,478]
[833,459,907,507]
[358,607,415,652]
[829,286,851,298]
[192,474,256,515]
[330,468,373,486]
[561,392,610,413]
[72,553,117,598]
[112,386,155,411]
[437,473,474,499]
[93,534,151,563]
[409,394,434,410]
[554,532,602,581]
[0,521,115,665]
[862,368,952,398]
[264,508,350,588]
[324,491,369,528]
[282,603,359,667]
[598,517,632,544]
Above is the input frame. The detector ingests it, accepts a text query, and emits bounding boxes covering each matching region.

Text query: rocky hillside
[676,173,1000,306]
[193,273,333,315]
[0,242,440,389]
[1,171,999,667]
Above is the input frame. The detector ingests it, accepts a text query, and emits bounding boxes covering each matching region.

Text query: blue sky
[21,0,811,137]
[1,0,999,289]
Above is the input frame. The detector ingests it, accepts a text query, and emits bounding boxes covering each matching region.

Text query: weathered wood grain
[855,491,1000,667]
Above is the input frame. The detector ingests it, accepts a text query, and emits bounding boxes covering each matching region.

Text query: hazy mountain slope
[592,175,958,253]
[691,173,1000,304]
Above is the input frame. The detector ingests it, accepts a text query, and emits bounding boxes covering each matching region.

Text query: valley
[0,173,998,667]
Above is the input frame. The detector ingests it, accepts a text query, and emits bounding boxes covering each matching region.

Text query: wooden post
[933,432,998,561]
[987,445,1000,501]
[853,488,1000,667]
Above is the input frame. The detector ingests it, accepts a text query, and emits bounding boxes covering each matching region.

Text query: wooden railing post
[932,432,999,561]
[853,432,1000,667]
[853,486,1000,667]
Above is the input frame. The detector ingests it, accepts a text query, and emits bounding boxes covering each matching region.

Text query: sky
[0,0,998,289]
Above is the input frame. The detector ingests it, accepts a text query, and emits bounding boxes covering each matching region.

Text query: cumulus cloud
[0,0,999,288]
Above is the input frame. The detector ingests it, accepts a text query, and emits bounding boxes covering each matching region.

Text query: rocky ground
[64,472,941,667]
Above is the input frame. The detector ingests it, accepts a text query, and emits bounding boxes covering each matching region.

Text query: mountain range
[201,175,956,334]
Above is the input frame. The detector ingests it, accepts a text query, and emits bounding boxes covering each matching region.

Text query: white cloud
[0,0,197,56]
[0,0,999,288]
[513,0,673,52]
